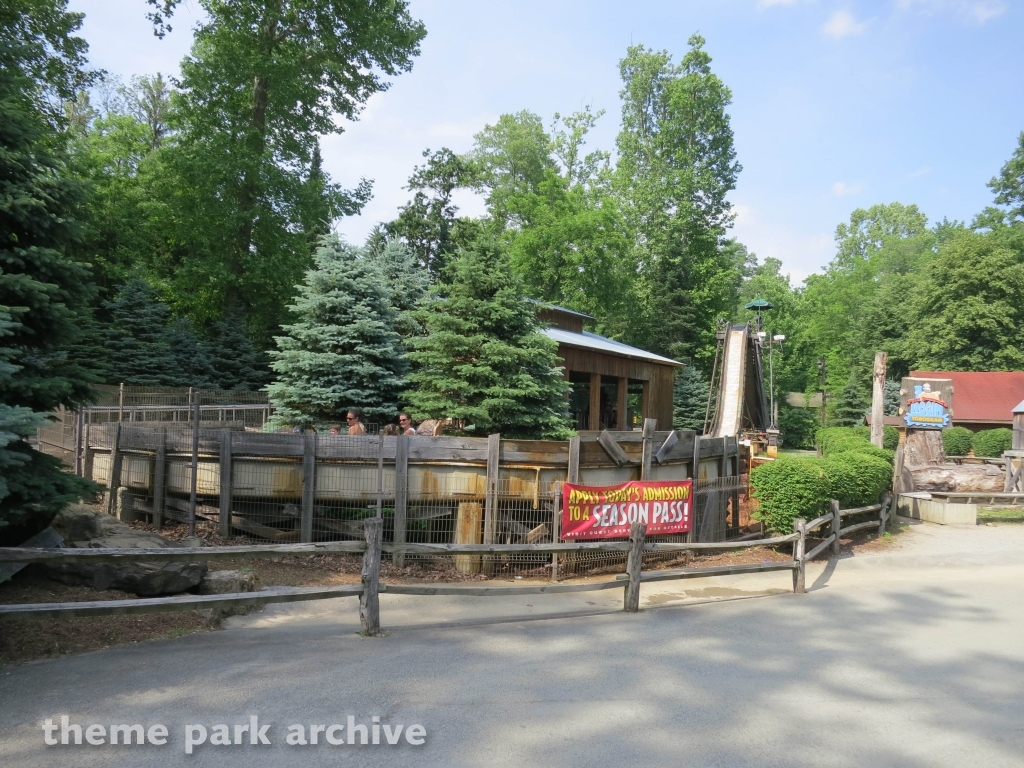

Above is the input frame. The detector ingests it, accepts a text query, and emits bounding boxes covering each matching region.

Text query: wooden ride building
[536,304,683,432]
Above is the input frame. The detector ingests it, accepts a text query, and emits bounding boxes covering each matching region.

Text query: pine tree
[1,3,98,542]
[364,237,432,337]
[405,240,572,438]
[672,365,710,432]
[884,379,900,417]
[207,302,270,390]
[166,317,217,388]
[831,375,871,427]
[267,237,406,428]
[103,278,178,385]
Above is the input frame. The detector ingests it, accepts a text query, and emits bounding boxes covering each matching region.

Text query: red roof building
[911,371,1024,430]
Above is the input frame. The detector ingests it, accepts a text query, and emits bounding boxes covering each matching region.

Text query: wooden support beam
[104,423,123,516]
[360,517,383,636]
[218,429,232,539]
[654,430,680,465]
[567,436,580,484]
[597,430,631,467]
[641,418,656,479]
[617,376,628,431]
[301,432,316,544]
[589,373,601,431]
[483,433,500,574]
[393,433,409,567]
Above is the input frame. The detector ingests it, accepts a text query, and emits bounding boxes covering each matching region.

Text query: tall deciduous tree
[405,240,572,439]
[615,35,742,366]
[267,237,406,429]
[145,0,426,335]
[989,131,1024,222]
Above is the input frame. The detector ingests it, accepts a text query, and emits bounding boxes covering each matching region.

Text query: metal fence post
[360,517,383,635]
[830,499,841,557]
[393,433,409,568]
[624,522,647,612]
[793,518,806,594]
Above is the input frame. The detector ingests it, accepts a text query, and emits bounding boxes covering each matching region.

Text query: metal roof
[526,298,596,321]
[542,327,684,367]
[911,371,1024,423]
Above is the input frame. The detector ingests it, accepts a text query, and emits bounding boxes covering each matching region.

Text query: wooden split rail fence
[0,494,894,632]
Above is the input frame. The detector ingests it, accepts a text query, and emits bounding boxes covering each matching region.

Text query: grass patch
[977,507,1024,524]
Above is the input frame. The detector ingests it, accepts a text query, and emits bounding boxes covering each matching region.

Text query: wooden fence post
[74,408,84,476]
[219,429,232,539]
[483,433,500,575]
[83,419,93,481]
[187,394,200,539]
[830,499,841,557]
[792,518,806,594]
[360,517,383,636]
[624,523,647,612]
[878,491,892,536]
[640,418,656,480]
[153,427,166,530]
[551,482,561,582]
[393,433,409,567]
[105,422,123,517]
[301,432,316,544]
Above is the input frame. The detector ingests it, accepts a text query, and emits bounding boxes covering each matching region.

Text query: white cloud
[822,10,868,39]
[831,181,864,197]
[896,0,1007,24]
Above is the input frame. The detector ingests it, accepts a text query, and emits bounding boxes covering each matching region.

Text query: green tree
[267,237,406,429]
[363,237,432,337]
[405,240,572,438]
[614,35,742,366]
[989,131,1024,222]
[386,148,480,279]
[672,365,710,432]
[907,228,1024,371]
[0,0,98,541]
[472,110,555,226]
[144,0,426,335]
[103,278,178,386]
[166,317,217,389]
[831,375,871,427]
[206,303,271,390]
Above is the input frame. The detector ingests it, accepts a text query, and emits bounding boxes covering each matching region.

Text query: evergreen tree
[207,302,270,390]
[166,317,217,388]
[267,237,406,428]
[884,380,900,417]
[364,237,432,337]
[831,375,871,427]
[672,365,710,432]
[103,278,178,385]
[1,0,98,541]
[405,240,572,438]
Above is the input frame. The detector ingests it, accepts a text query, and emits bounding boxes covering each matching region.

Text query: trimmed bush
[883,426,898,451]
[942,426,974,457]
[972,428,1013,458]
[750,458,831,534]
[753,426,894,533]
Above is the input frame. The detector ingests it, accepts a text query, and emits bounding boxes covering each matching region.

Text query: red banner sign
[561,480,693,540]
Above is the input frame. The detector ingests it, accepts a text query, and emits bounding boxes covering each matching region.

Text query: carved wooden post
[792,518,806,594]
[360,517,383,635]
[624,523,647,612]
[393,433,409,567]
[830,499,841,557]
[871,352,887,448]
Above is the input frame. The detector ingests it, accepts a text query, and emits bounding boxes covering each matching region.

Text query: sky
[69,0,1024,283]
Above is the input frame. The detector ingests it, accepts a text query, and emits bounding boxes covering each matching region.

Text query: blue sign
[904,384,950,429]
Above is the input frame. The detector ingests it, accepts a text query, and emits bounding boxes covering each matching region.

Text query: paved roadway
[2,519,1024,768]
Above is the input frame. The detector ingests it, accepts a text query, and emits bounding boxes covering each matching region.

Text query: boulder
[44,505,207,596]
[199,570,257,595]
[909,464,1005,493]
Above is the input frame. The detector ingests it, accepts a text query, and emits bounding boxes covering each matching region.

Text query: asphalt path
[2,518,1024,768]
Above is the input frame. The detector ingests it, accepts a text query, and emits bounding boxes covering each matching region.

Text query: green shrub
[883,425,899,451]
[778,406,818,450]
[750,458,831,534]
[972,428,1013,458]
[817,426,894,463]
[821,452,892,509]
[942,426,974,457]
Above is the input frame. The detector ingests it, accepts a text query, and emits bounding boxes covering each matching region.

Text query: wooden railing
[0,495,896,631]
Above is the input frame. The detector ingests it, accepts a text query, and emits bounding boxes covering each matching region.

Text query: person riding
[346,408,366,435]
[398,412,416,436]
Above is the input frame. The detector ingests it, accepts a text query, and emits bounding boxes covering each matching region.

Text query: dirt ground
[0,516,908,667]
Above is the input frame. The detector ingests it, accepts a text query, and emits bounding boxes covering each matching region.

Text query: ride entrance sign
[561,480,693,539]
[900,377,953,430]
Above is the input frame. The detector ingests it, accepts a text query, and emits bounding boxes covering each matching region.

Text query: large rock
[910,464,1005,493]
[44,505,207,596]
[198,570,257,595]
